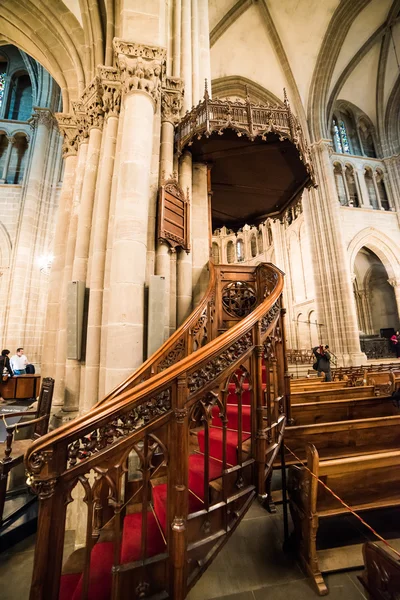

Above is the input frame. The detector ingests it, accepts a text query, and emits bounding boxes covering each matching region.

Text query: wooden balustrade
[25,262,287,600]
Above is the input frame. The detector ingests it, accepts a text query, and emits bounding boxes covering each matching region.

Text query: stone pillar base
[335,351,368,367]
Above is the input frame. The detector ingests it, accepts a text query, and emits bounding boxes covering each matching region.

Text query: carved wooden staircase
[25,262,289,600]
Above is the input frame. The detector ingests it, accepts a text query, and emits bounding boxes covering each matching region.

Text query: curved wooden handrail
[25,263,284,474]
[96,261,217,405]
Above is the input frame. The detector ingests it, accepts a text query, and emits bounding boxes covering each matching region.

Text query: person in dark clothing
[0,349,13,402]
[312,345,332,382]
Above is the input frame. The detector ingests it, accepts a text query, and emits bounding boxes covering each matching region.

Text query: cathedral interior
[0,1,400,599]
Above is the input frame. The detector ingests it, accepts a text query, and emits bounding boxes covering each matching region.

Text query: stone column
[383,155,400,225]
[372,171,383,210]
[63,83,104,414]
[181,0,192,111]
[177,150,192,324]
[105,42,166,392]
[0,136,15,183]
[198,0,211,97]
[83,72,121,412]
[52,140,89,413]
[302,140,366,365]
[356,166,372,208]
[192,161,210,306]
[170,249,177,334]
[4,108,54,349]
[41,114,79,379]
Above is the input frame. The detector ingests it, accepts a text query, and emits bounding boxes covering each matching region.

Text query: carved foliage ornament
[56,113,79,157]
[187,331,253,394]
[260,301,280,334]
[157,337,186,372]
[66,389,171,468]
[161,76,184,123]
[30,108,55,131]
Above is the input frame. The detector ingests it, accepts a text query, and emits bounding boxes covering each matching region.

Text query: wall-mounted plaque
[157,177,190,251]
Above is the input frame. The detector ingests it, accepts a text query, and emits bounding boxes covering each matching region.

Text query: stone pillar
[0,136,15,183]
[181,0,192,111]
[177,151,192,324]
[41,117,79,379]
[302,140,366,365]
[83,74,120,412]
[63,88,103,414]
[372,172,383,210]
[383,155,400,225]
[198,0,211,96]
[356,166,372,208]
[4,108,54,350]
[170,249,177,334]
[192,161,210,306]
[105,42,166,392]
[52,140,88,412]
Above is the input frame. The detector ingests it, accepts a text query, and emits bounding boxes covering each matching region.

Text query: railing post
[29,480,67,600]
[169,375,189,600]
[280,306,292,424]
[253,323,267,499]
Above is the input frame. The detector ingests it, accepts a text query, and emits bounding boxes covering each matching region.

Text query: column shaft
[177,151,193,324]
[83,116,118,412]
[192,162,209,306]
[105,91,156,392]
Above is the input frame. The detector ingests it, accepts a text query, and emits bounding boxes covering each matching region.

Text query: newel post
[253,323,267,499]
[29,479,68,599]
[169,374,189,600]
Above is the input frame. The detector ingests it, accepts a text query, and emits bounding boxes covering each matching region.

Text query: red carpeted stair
[59,375,252,599]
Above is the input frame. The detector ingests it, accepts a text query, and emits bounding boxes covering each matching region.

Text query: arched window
[236,238,244,262]
[333,162,347,205]
[212,242,220,265]
[332,109,360,155]
[227,241,235,264]
[364,167,378,209]
[345,165,359,207]
[250,234,257,257]
[258,230,263,254]
[359,118,376,158]
[7,132,29,183]
[332,117,343,153]
[376,170,390,211]
[6,72,32,121]
[0,56,7,111]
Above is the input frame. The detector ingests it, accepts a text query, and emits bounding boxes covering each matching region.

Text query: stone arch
[348,228,400,281]
[211,76,284,107]
[0,221,12,271]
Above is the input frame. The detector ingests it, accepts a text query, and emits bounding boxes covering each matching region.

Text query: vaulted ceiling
[0,0,398,151]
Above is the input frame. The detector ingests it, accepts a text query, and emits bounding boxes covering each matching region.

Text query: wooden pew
[359,542,400,599]
[288,444,400,595]
[290,380,349,393]
[291,385,375,404]
[290,395,398,426]
[283,414,400,465]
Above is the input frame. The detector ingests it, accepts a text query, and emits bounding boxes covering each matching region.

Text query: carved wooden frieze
[157,177,190,251]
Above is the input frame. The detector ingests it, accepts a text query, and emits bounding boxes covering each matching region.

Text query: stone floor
[0,500,368,600]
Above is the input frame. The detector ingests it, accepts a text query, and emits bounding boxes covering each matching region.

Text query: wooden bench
[0,377,54,524]
[359,541,400,599]
[290,395,398,426]
[290,380,349,393]
[291,385,375,404]
[283,414,400,465]
[288,444,400,595]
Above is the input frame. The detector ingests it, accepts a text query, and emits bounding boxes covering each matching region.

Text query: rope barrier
[284,444,400,560]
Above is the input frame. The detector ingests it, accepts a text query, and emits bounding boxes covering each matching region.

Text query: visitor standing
[391,331,400,358]
[10,347,29,374]
[312,345,332,382]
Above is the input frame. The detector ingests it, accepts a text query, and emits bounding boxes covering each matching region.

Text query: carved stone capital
[387,278,400,289]
[98,66,121,118]
[30,107,56,130]
[72,101,89,144]
[114,40,166,105]
[55,113,80,157]
[82,76,105,130]
[161,76,184,123]
[6,135,15,145]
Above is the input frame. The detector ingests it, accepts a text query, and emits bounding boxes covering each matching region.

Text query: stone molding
[55,113,80,157]
[98,66,121,118]
[29,107,56,130]
[113,39,166,105]
[161,76,184,124]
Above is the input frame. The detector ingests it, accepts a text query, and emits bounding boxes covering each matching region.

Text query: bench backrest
[291,385,375,404]
[285,414,400,458]
[306,444,400,515]
[291,395,398,426]
[364,371,395,395]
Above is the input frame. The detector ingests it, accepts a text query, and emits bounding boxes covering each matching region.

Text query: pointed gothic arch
[348,227,400,281]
